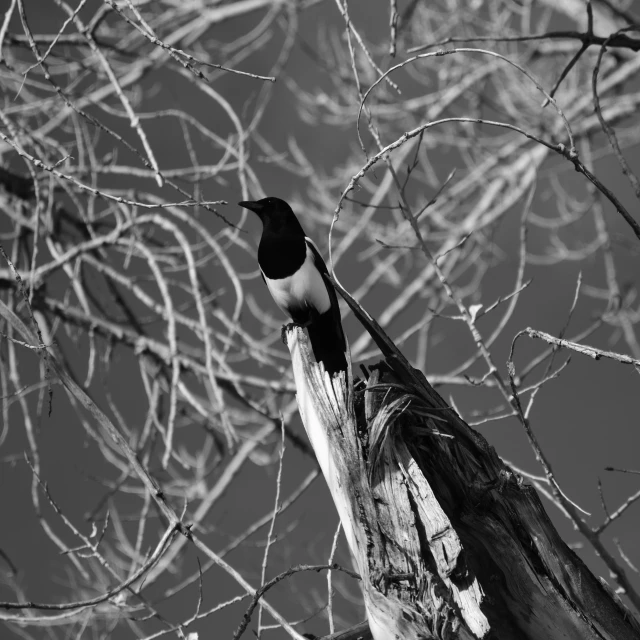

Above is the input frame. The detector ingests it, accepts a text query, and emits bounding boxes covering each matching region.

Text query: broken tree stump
[285,323,640,640]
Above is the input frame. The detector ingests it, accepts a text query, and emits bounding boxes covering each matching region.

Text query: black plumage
[239,197,347,376]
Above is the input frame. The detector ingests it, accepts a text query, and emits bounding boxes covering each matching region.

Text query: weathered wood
[286,323,640,640]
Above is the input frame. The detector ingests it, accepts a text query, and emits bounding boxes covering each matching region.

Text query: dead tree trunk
[285,293,640,640]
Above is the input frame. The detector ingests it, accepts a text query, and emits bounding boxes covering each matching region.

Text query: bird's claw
[281,322,299,345]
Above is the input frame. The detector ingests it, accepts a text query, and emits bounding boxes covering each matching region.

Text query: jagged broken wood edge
[285,326,485,639]
[285,277,640,640]
[327,278,640,639]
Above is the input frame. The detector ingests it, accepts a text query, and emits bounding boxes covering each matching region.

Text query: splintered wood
[286,326,640,640]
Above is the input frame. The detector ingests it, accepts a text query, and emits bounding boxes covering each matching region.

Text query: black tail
[307,307,348,377]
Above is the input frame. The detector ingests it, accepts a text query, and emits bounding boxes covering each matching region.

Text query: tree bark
[285,293,640,639]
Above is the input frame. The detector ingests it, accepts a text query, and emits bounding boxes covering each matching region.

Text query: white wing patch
[262,241,331,317]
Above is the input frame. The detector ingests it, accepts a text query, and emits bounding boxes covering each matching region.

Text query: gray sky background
[1,1,640,638]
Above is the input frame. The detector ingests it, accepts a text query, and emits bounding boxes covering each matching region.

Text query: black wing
[304,237,339,310]
[304,237,346,354]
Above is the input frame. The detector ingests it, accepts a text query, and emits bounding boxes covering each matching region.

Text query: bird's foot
[281,322,303,345]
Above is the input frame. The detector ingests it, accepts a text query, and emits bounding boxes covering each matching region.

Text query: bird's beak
[238,200,263,217]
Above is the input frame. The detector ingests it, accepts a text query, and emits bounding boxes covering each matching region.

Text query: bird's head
[238,197,303,235]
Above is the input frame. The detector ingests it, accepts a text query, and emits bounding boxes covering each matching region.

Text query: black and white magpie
[239,197,348,376]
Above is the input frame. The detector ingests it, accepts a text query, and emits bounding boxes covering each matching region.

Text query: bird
[238,196,348,376]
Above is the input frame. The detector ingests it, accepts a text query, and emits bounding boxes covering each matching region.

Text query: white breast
[263,242,331,317]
